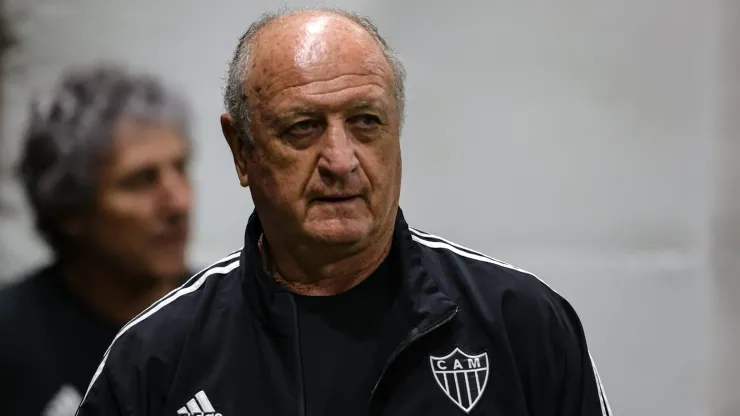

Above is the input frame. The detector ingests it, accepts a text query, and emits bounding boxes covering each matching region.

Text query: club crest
[429,347,489,413]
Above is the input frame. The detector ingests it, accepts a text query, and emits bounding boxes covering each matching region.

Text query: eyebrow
[347,100,385,112]
[278,106,323,119]
[277,99,386,117]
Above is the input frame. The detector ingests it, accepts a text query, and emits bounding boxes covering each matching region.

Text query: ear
[220,113,250,188]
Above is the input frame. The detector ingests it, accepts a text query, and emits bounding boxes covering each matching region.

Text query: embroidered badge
[430,347,489,413]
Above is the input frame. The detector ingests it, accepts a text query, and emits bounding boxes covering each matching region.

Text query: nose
[161,169,191,216]
[317,121,359,181]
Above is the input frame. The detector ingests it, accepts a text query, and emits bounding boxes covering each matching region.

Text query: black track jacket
[76,209,612,415]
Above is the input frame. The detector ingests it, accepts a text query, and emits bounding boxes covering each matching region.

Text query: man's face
[225,14,402,249]
[73,121,192,283]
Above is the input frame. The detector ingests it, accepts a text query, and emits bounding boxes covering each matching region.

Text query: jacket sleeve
[75,330,155,416]
[554,297,613,416]
[503,285,613,416]
[75,365,126,416]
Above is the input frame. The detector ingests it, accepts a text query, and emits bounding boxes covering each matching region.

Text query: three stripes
[177,390,219,415]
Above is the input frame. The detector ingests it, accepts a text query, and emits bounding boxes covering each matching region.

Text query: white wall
[709,0,739,414]
[0,0,732,414]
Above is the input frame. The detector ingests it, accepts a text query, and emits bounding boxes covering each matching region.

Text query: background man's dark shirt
[0,265,190,416]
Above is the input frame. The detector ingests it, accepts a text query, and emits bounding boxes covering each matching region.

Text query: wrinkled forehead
[245,13,394,99]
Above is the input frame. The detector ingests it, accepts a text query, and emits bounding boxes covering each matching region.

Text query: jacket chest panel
[164,322,303,415]
[162,316,530,416]
[371,327,531,416]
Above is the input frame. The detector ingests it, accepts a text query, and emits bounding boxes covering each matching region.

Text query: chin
[152,240,189,276]
[148,253,188,282]
[304,218,372,246]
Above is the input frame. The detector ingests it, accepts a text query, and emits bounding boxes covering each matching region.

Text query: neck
[260,224,394,296]
[59,255,176,325]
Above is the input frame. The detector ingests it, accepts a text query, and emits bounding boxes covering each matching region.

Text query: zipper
[291,296,306,416]
[370,306,460,399]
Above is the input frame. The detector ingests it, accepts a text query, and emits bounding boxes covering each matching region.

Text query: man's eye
[286,120,321,136]
[174,158,189,175]
[121,169,159,190]
[349,114,381,128]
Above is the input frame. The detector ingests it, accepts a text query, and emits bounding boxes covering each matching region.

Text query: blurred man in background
[0,65,194,416]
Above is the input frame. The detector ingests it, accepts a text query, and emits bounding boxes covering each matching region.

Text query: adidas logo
[177,390,222,416]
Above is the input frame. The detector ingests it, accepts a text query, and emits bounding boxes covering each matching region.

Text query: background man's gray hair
[0,0,18,213]
[18,64,191,253]
[223,6,406,145]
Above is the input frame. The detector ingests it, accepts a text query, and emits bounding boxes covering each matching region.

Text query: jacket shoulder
[112,249,241,351]
[86,250,243,388]
[408,227,611,415]
[408,226,583,355]
[409,227,558,302]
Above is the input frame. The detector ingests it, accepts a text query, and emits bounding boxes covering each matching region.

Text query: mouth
[157,227,189,246]
[313,195,361,204]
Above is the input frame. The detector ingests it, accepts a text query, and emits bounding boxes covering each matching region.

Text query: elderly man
[77,7,611,416]
[0,65,193,416]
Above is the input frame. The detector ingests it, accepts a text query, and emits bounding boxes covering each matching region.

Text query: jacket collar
[239,207,458,338]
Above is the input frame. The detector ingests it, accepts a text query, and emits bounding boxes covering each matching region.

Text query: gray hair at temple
[223,6,406,145]
[18,64,191,252]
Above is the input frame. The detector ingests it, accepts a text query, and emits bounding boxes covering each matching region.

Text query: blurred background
[0,0,736,415]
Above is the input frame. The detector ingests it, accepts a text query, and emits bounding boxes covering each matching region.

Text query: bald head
[247,12,392,112]
[253,11,383,68]
[223,7,406,142]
